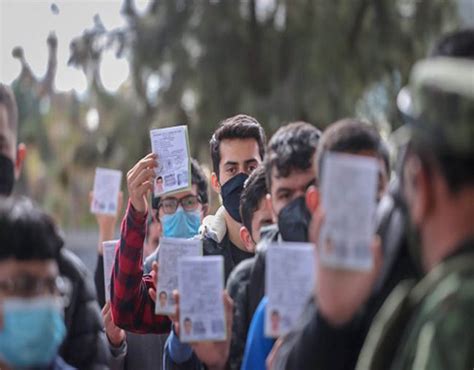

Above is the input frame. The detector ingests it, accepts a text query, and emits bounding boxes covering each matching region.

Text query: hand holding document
[155,237,203,315]
[318,152,378,271]
[91,168,123,215]
[150,125,191,196]
[102,240,118,302]
[265,242,315,338]
[178,256,226,342]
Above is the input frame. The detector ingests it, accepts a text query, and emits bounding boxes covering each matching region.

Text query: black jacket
[280,186,419,370]
[58,249,109,369]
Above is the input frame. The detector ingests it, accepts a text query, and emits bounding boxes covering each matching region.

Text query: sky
[0,0,150,94]
[1,0,472,95]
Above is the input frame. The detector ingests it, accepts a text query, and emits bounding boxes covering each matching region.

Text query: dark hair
[265,121,321,190]
[159,291,167,297]
[209,114,266,178]
[412,30,474,193]
[316,118,389,179]
[0,197,63,261]
[430,29,474,59]
[152,158,209,209]
[239,165,268,235]
[411,143,474,194]
[0,83,18,136]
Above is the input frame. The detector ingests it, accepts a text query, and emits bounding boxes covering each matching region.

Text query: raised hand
[102,302,126,347]
[127,153,158,214]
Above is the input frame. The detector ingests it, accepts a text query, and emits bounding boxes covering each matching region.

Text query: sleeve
[94,253,106,308]
[58,249,110,369]
[241,297,275,370]
[166,327,194,364]
[110,200,171,334]
[108,339,127,370]
[397,303,474,370]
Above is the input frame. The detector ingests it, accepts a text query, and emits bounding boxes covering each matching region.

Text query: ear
[266,193,278,224]
[239,226,255,253]
[305,185,319,213]
[14,143,26,180]
[211,172,221,194]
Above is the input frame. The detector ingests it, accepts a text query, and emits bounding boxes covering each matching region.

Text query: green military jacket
[357,238,474,370]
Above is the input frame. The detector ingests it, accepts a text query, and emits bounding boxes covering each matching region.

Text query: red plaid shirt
[110,201,171,334]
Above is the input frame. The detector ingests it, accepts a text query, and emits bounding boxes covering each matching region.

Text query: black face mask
[278,196,311,242]
[221,173,248,223]
[0,154,15,196]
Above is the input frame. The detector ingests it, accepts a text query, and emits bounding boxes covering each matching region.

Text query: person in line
[243,118,390,370]
[0,197,74,369]
[0,83,109,369]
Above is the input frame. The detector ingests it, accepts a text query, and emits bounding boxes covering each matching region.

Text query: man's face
[217,138,261,186]
[0,106,16,164]
[250,198,273,244]
[270,165,317,219]
[157,185,203,221]
[0,259,59,318]
[159,292,167,307]
[184,319,192,335]
[0,105,25,184]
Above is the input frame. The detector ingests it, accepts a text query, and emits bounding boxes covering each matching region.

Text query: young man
[0,197,72,369]
[163,164,273,370]
[243,118,390,370]
[269,30,474,370]
[0,84,109,369]
[110,157,209,334]
[208,121,322,370]
[310,57,474,370]
[203,114,266,280]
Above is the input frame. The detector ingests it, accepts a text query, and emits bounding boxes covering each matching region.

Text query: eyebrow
[223,161,239,167]
[244,159,259,165]
[275,178,317,195]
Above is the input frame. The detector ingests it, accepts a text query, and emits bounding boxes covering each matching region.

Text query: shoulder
[58,248,89,281]
[227,257,255,295]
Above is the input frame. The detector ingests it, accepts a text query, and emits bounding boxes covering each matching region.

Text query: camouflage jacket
[358,238,474,370]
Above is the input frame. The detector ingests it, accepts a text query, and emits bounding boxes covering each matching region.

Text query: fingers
[101,301,110,316]
[309,207,325,245]
[266,338,283,370]
[127,154,157,184]
[149,288,157,303]
[223,291,234,338]
[152,261,159,275]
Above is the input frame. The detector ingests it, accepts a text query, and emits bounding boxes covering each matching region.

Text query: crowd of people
[0,29,473,370]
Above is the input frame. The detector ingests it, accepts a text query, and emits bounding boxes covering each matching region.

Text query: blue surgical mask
[0,296,66,368]
[162,207,201,238]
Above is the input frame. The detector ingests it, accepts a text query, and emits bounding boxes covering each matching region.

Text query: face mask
[162,207,201,238]
[0,296,66,368]
[0,154,14,196]
[220,173,248,223]
[278,196,311,242]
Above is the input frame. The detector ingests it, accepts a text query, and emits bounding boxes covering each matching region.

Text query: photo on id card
[177,256,226,342]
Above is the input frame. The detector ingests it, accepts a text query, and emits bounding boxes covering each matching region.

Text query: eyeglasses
[0,275,71,303]
[159,195,201,215]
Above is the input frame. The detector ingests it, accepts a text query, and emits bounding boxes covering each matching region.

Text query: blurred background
[1,0,473,265]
